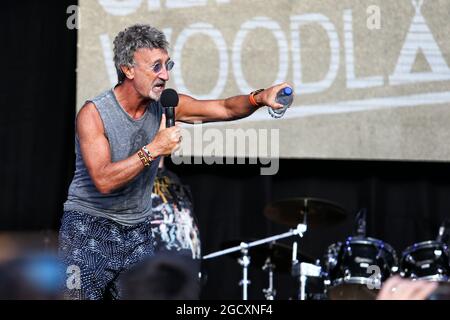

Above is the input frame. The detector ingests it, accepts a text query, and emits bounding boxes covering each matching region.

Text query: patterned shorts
[58,210,156,300]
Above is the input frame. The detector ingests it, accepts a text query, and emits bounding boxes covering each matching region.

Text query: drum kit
[203,198,450,300]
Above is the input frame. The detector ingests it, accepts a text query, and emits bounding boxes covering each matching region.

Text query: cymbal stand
[291,207,316,300]
[292,239,322,300]
[238,244,250,300]
[262,258,276,300]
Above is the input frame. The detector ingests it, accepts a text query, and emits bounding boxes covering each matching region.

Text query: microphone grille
[160,88,179,108]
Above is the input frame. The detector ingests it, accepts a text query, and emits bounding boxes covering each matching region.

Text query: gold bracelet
[138,150,150,167]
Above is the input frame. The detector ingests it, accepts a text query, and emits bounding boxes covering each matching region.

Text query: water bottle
[268,87,293,118]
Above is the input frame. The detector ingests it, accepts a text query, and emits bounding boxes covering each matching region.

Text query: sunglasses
[148,60,175,74]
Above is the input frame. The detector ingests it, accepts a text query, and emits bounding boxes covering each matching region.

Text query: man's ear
[121,65,134,80]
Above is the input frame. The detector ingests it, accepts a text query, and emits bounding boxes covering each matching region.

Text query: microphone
[160,88,179,128]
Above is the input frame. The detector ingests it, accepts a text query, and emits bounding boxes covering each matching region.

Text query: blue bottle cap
[283,87,293,96]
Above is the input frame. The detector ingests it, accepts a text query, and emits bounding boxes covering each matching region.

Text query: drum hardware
[291,241,304,300]
[237,244,251,300]
[262,258,276,300]
[262,197,348,300]
[323,236,398,300]
[203,223,308,300]
[354,208,367,237]
[291,238,323,300]
[320,207,398,299]
[436,219,450,244]
[400,240,450,281]
[291,260,322,300]
[204,197,352,300]
[400,220,450,282]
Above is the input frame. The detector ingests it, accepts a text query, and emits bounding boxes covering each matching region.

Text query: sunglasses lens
[167,61,174,71]
[153,63,162,73]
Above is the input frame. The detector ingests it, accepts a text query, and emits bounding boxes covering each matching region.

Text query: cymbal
[221,240,314,273]
[264,197,347,228]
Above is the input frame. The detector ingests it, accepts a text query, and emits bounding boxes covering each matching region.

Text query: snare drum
[400,241,450,281]
[323,237,398,300]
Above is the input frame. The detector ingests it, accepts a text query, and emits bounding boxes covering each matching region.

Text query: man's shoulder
[78,89,114,117]
[88,88,114,105]
[76,99,105,134]
[76,101,103,130]
[78,101,97,116]
[76,89,112,112]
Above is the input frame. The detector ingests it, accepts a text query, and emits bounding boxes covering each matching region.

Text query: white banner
[77,0,450,161]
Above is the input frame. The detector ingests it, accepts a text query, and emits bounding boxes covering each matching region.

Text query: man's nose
[159,67,169,81]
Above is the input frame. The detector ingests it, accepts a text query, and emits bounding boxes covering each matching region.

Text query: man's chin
[150,87,165,101]
[149,91,162,101]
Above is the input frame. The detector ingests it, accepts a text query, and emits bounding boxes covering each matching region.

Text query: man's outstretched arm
[175,83,291,123]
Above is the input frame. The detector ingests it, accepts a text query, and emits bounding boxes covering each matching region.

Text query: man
[59,24,289,300]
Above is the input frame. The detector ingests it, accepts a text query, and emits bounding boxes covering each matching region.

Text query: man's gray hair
[113,24,169,83]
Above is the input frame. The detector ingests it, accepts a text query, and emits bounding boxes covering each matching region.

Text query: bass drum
[322,237,398,300]
[400,240,450,281]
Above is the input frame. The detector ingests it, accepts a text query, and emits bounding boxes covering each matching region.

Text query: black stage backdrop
[167,160,450,299]
[1,1,450,300]
[0,1,77,230]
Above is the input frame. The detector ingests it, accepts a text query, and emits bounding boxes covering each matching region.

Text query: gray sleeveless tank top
[64,88,162,226]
